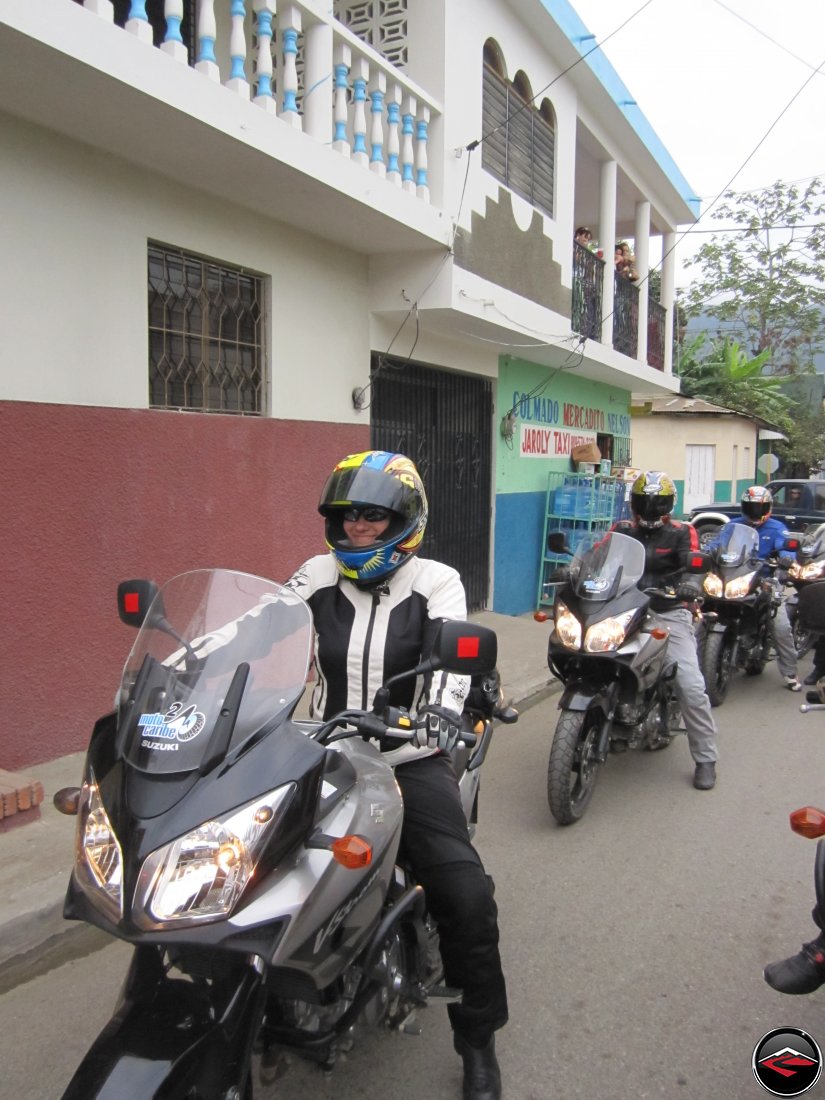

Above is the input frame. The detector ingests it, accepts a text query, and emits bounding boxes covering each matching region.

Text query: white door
[684,444,716,513]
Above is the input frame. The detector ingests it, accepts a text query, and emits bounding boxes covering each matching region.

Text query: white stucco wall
[0,110,371,424]
[632,415,760,484]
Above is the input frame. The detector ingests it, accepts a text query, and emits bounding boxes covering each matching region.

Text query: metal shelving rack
[537,472,629,608]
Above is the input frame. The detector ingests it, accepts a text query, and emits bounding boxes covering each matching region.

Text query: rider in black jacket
[612,471,719,790]
[287,450,507,1100]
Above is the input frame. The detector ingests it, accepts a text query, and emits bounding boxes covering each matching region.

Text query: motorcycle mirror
[684,551,710,575]
[373,621,499,711]
[547,532,573,555]
[428,620,498,676]
[117,579,161,629]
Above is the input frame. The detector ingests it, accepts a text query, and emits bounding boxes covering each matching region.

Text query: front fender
[61,947,264,1100]
[558,680,619,718]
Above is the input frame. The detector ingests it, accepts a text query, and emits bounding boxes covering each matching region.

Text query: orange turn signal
[790,806,825,839]
[331,835,373,869]
[650,628,668,640]
[534,611,550,622]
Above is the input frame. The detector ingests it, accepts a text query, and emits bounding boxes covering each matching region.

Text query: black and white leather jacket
[285,554,470,767]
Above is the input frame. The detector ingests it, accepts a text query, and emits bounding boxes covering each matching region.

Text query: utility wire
[711,0,825,77]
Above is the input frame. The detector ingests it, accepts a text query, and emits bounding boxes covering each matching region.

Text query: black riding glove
[414,704,463,752]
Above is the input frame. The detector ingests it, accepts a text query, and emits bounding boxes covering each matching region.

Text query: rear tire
[547,707,603,825]
[702,631,732,705]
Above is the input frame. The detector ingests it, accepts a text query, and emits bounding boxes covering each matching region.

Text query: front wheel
[547,707,604,825]
[701,630,733,705]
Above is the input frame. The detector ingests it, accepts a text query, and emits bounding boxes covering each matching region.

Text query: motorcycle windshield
[569,531,645,601]
[713,523,759,566]
[801,522,825,557]
[117,570,313,775]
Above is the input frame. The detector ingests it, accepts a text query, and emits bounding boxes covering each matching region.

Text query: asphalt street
[2,658,825,1099]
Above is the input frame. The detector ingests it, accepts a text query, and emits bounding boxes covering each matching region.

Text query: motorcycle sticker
[138,701,206,750]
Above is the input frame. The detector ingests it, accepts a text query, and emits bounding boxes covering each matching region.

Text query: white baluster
[351,58,369,168]
[401,94,417,194]
[195,0,220,82]
[386,84,402,186]
[161,0,187,64]
[369,71,386,178]
[332,43,352,158]
[279,6,303,130]
[252,1,277,114]
[83,0,114,19]
[304,20,333,143]
[226,0,250,98]
[126,0,153,43]
[415,106,430,202]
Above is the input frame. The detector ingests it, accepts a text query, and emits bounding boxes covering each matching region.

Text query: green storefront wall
[493,355,631,614]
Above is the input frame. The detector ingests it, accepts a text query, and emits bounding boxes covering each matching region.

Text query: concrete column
[662,231,677,376]
[634,200,651,365]
[597,160,617,347]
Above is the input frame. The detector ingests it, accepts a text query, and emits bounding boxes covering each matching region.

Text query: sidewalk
[0,610,556,982]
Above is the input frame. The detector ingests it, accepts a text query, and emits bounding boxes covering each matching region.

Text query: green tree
[681,178,825,374]
[676,333,792,430]
[774,406,825,478]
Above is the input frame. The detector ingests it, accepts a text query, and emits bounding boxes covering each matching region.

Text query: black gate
[370,356,492,612]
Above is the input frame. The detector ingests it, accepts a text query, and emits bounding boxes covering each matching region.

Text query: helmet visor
[631,493,674,521]
[319,465,417,522]
[742,500,771,521]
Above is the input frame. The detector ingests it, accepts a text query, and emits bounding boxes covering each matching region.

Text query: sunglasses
[342,506,391,523]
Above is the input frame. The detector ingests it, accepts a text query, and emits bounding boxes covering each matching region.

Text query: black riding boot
[454,1033,502,1100]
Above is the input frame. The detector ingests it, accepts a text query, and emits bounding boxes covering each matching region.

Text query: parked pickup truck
[688,479,825,547]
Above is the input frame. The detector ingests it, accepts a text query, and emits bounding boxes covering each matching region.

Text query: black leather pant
[394,753,508,1045]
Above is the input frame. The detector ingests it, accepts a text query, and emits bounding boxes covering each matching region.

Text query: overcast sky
[569,0,825,279]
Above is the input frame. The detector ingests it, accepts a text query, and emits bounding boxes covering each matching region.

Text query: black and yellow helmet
[630,470,676,527]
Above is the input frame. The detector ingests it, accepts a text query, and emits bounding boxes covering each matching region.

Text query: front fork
[558,679,620,763]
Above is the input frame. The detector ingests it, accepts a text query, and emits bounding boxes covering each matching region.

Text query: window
[148,244,266,415]
[481,41,555,217]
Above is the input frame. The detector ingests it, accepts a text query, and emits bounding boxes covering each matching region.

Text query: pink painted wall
[2,402,368,769]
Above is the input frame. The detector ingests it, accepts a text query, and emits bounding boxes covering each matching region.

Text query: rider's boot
[764,932,825,994]
[454,1033,502,1100]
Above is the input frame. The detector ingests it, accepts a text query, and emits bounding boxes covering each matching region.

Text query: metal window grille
[148,244,266,415]
[482,64,555,217]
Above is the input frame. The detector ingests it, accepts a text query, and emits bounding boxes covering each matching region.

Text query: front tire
[702,630,732,705]
[547,707,604,825]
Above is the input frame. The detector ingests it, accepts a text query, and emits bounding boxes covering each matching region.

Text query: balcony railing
[612,273,639,359]
[72,0,439,202]
[571,240,603,342]
[647,296,666,371]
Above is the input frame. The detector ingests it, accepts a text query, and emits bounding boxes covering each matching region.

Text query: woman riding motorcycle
[285,450,507,1100]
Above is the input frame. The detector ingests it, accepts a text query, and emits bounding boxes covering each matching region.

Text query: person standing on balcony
[286,450,507,1100]
[615,241,638,281]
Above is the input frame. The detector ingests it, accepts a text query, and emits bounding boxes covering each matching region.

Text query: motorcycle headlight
[76,773,124,922]
[555,601,582,650]
[799,561,825,581]
[703,573,723,598]
[584,611,637,653]
[724,572,756,599]
[135,784,297,928]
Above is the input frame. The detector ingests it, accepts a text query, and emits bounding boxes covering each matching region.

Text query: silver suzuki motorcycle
[54,568,513,1098]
